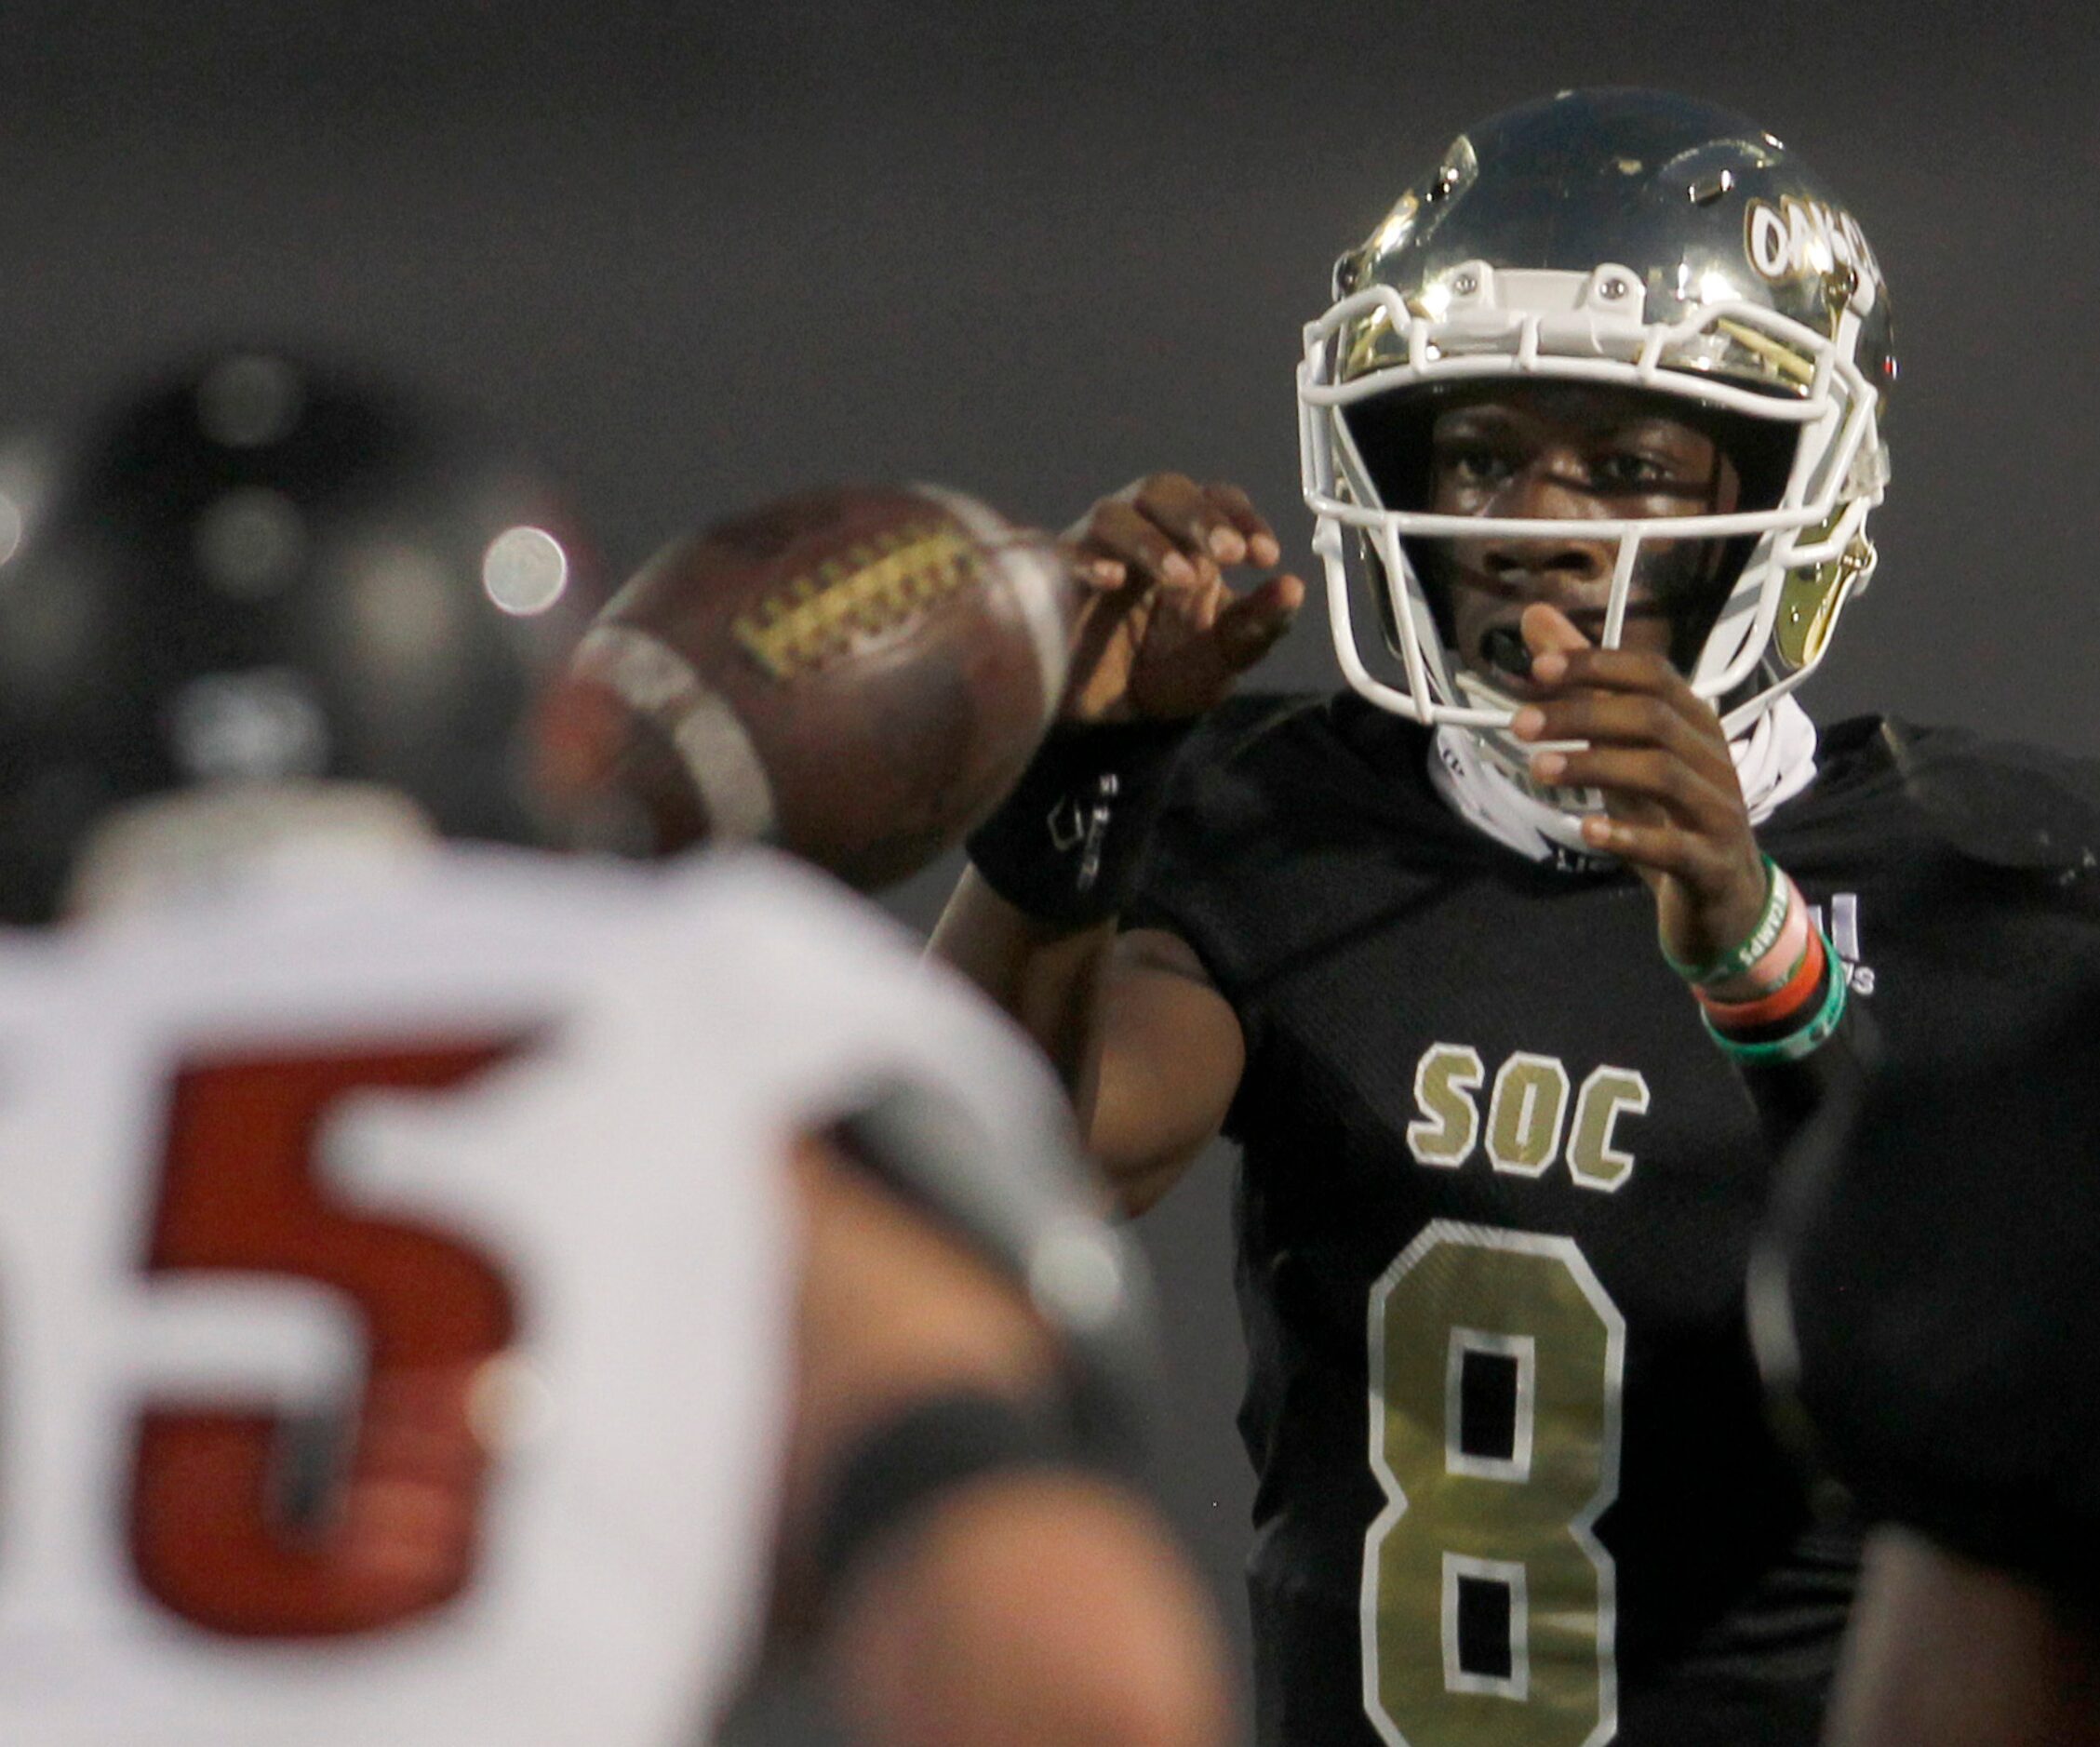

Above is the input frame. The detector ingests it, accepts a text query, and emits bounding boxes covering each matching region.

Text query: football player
[933,88,2100,1745]
[0,353,1228,1746]
[1756,978,2100,1746]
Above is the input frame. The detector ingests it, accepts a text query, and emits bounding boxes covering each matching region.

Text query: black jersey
[1124,694,2100,1747]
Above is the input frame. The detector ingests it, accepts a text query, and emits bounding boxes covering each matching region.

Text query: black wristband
[964,717,1197,926]
[814,1390,1077,1601]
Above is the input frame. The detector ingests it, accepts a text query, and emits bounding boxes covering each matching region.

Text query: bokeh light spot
[481,526,568,617]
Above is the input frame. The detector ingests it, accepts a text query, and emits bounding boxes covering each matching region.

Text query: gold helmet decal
[1744,196,1885,313]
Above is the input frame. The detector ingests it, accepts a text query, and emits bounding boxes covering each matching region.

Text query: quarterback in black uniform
[935,89,2100,1747]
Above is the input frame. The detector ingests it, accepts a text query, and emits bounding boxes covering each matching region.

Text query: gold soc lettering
[1405,1044,1650,1193]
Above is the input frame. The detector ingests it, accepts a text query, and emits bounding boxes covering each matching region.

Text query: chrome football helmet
[1299,88,1895,742]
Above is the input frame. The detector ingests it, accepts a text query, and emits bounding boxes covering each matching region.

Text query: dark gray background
[3,3,2093,1738]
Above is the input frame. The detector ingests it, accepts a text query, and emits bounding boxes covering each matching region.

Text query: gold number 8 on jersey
[1362,1223,1625,1746]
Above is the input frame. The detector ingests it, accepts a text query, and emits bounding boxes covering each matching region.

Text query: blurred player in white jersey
[0,353,1228,1747]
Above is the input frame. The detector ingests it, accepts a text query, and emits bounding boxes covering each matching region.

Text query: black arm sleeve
[1732,997,1881,1157]
[1766,979,2100,1606]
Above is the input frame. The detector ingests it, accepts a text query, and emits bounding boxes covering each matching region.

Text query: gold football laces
[733,523,983,681]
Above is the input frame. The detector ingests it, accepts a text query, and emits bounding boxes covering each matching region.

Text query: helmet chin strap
[1427,691,1819,867]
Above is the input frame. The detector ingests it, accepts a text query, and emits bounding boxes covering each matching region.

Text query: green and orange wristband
[1665,856,1847,1063]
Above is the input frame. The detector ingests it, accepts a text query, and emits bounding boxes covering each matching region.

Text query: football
[539,483,1077,889]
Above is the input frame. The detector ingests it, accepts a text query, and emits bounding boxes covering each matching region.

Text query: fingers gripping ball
[542,485,1077,889]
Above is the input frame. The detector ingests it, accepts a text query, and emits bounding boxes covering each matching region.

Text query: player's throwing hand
[1061,473,1305,723]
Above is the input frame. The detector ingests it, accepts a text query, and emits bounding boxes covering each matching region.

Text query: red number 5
[130,1043,522,1638]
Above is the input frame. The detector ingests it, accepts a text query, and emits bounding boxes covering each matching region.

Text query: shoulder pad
[1879,719,2100,881]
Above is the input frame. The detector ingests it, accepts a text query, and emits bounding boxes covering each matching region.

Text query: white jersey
[0,836,1065,1747]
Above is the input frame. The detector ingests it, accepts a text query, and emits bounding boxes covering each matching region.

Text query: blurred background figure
[0,349,593,923]
[0,351,1230,1747]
